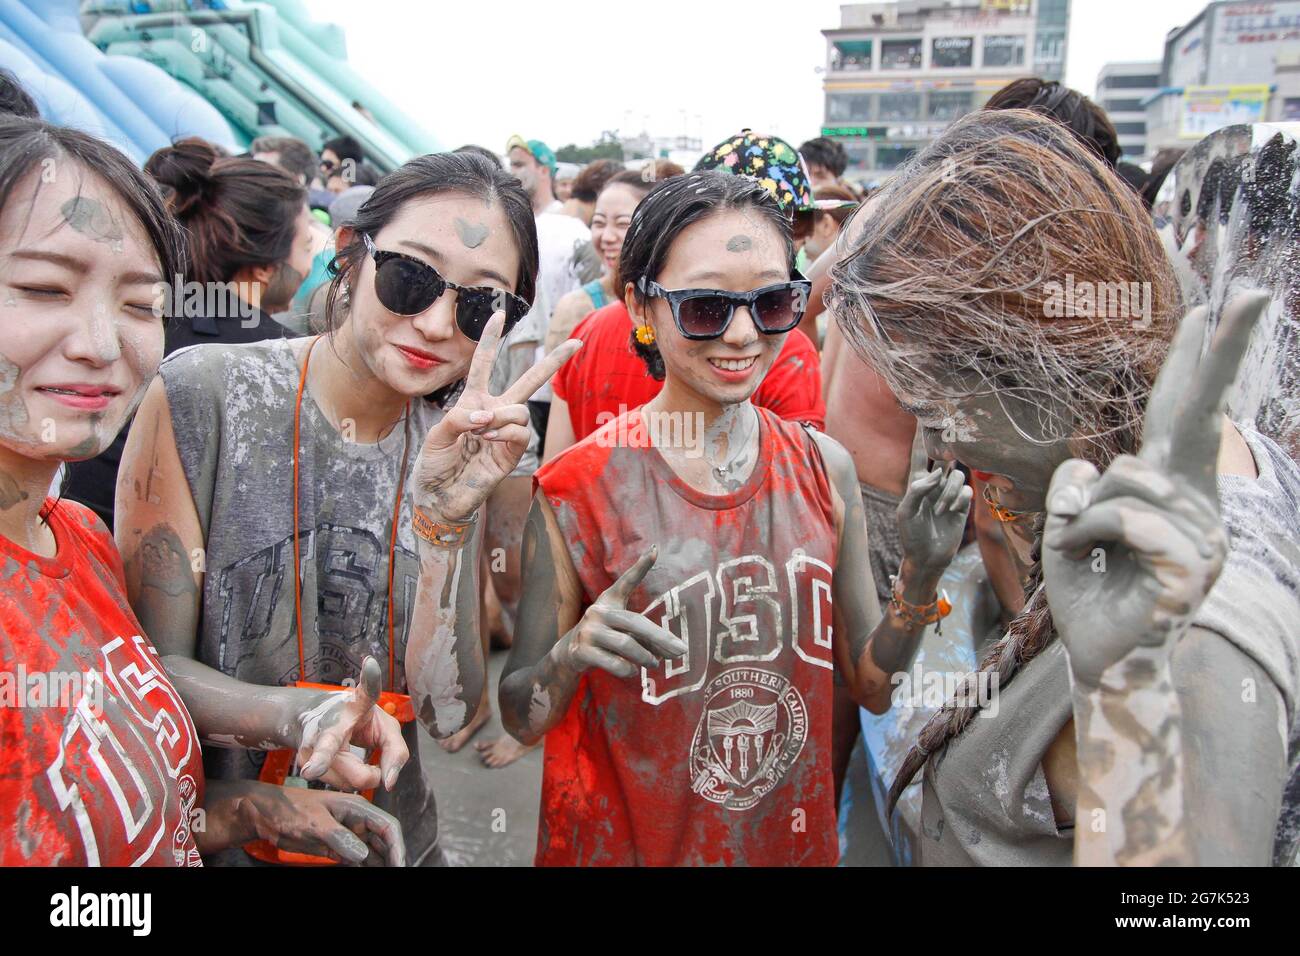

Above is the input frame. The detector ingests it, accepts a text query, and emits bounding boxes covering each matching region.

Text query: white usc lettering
[640,552,834,706]
[44,636,198,866]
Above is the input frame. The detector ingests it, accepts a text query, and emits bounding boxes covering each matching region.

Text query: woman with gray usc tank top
[829,109,1300,866]
[115,151,580,865]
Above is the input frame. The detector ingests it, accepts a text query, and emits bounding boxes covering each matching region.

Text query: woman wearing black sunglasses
[116,150,579,866]
[497,171,971,865]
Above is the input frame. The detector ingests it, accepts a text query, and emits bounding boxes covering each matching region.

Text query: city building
[820,0,1070,183]
[1146,0,1300,153]
[1095,61,1162,161]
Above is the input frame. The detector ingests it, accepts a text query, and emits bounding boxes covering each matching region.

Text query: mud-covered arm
[1043,293,1275,865]
[116,376,204,658]
[815,429,971,713]
[1069,627,1286,866]
[164,654,409,793]
[499,495,686,744]
[401,513,486,739]
[403,312,581,739]
[497,495,587,744]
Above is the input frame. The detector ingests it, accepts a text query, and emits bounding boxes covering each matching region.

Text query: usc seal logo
[689,668,808,810]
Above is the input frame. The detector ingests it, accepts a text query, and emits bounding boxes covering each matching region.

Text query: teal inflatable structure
[0,0,438,169]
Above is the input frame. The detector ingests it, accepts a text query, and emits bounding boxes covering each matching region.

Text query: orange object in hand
[243,682,414,866]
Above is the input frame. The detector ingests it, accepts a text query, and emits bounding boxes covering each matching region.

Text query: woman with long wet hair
[116,150,578,865]
[830,108,1300,865]
[498,171,972,865]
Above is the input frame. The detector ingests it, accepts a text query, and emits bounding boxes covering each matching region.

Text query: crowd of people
[0,61,1297,868]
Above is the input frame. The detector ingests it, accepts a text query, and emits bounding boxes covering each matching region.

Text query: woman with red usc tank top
[497,171,973,866]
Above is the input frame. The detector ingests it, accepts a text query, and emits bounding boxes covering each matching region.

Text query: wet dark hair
[145,137,305,287]
[324,150,539,405]
[250,135,315,184]
[619,170,793,380]
[1141,147,1185,210]
[454,144,503,169]
[1116,160,1149,197]
[570,158,622,203]
[0,116,184,298]
[322,134,364,164]
[799,136,848,177]
[984,78,1121,169]
[0,68,39,119]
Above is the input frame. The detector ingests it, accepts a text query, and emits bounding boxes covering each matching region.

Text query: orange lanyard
[292,336,411,692]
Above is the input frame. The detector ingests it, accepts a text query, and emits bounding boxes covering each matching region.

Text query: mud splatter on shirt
[0,500,203,866]
[159,339,445,865]
[534,407,839,865]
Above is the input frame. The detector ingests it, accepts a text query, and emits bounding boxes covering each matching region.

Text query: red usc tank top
[534,405,838,866]
[0,500,204,866]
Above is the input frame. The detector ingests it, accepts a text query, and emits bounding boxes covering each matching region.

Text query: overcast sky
[307,0,1211,153]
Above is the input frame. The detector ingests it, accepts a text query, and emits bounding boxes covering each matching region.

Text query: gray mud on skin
[60,196,124,250]
[454,217,489,250]
[0,354,29,441]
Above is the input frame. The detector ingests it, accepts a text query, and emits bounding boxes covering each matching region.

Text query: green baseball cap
[506,134,558,176]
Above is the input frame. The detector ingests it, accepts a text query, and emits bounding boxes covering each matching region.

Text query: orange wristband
[888,574,952,632]
[412,509,476,549]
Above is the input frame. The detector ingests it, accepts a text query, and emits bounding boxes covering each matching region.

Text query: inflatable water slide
[0,0,438,168]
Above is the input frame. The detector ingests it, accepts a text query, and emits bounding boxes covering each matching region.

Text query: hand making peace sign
[412,311,581,523]
[1042,292,1270,689]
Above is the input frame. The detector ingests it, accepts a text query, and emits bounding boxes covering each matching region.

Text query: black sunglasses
[637,275,811,340]
[362,234,531,341]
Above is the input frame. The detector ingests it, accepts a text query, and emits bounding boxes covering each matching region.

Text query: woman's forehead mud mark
[0,353,30,440]
[60,197,124,253]
[454,217,490,249]
[726,235,753,253]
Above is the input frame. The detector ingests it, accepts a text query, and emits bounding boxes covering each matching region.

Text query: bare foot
[475,734,538,769]
[437,703,492,753]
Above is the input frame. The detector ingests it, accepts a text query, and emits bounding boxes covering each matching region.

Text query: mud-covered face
[343,191,522,397]
[0,166,165,463]
[590,183,641,277]
[636,209,790,408]
[900,363,1073,507]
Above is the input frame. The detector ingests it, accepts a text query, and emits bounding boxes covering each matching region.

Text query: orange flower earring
[635,324,656,346]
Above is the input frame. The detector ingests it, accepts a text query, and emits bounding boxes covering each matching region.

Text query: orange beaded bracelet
[888,574,952,633]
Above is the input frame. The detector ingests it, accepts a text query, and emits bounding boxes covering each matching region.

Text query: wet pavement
[421,648,893,866]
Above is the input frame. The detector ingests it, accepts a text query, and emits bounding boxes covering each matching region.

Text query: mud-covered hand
[292,656,409,793]
[413,310,581,522]
[897,425,972,575]
[554,547,688,679]
[236,782,406,866]
[1043,293,1268,689]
